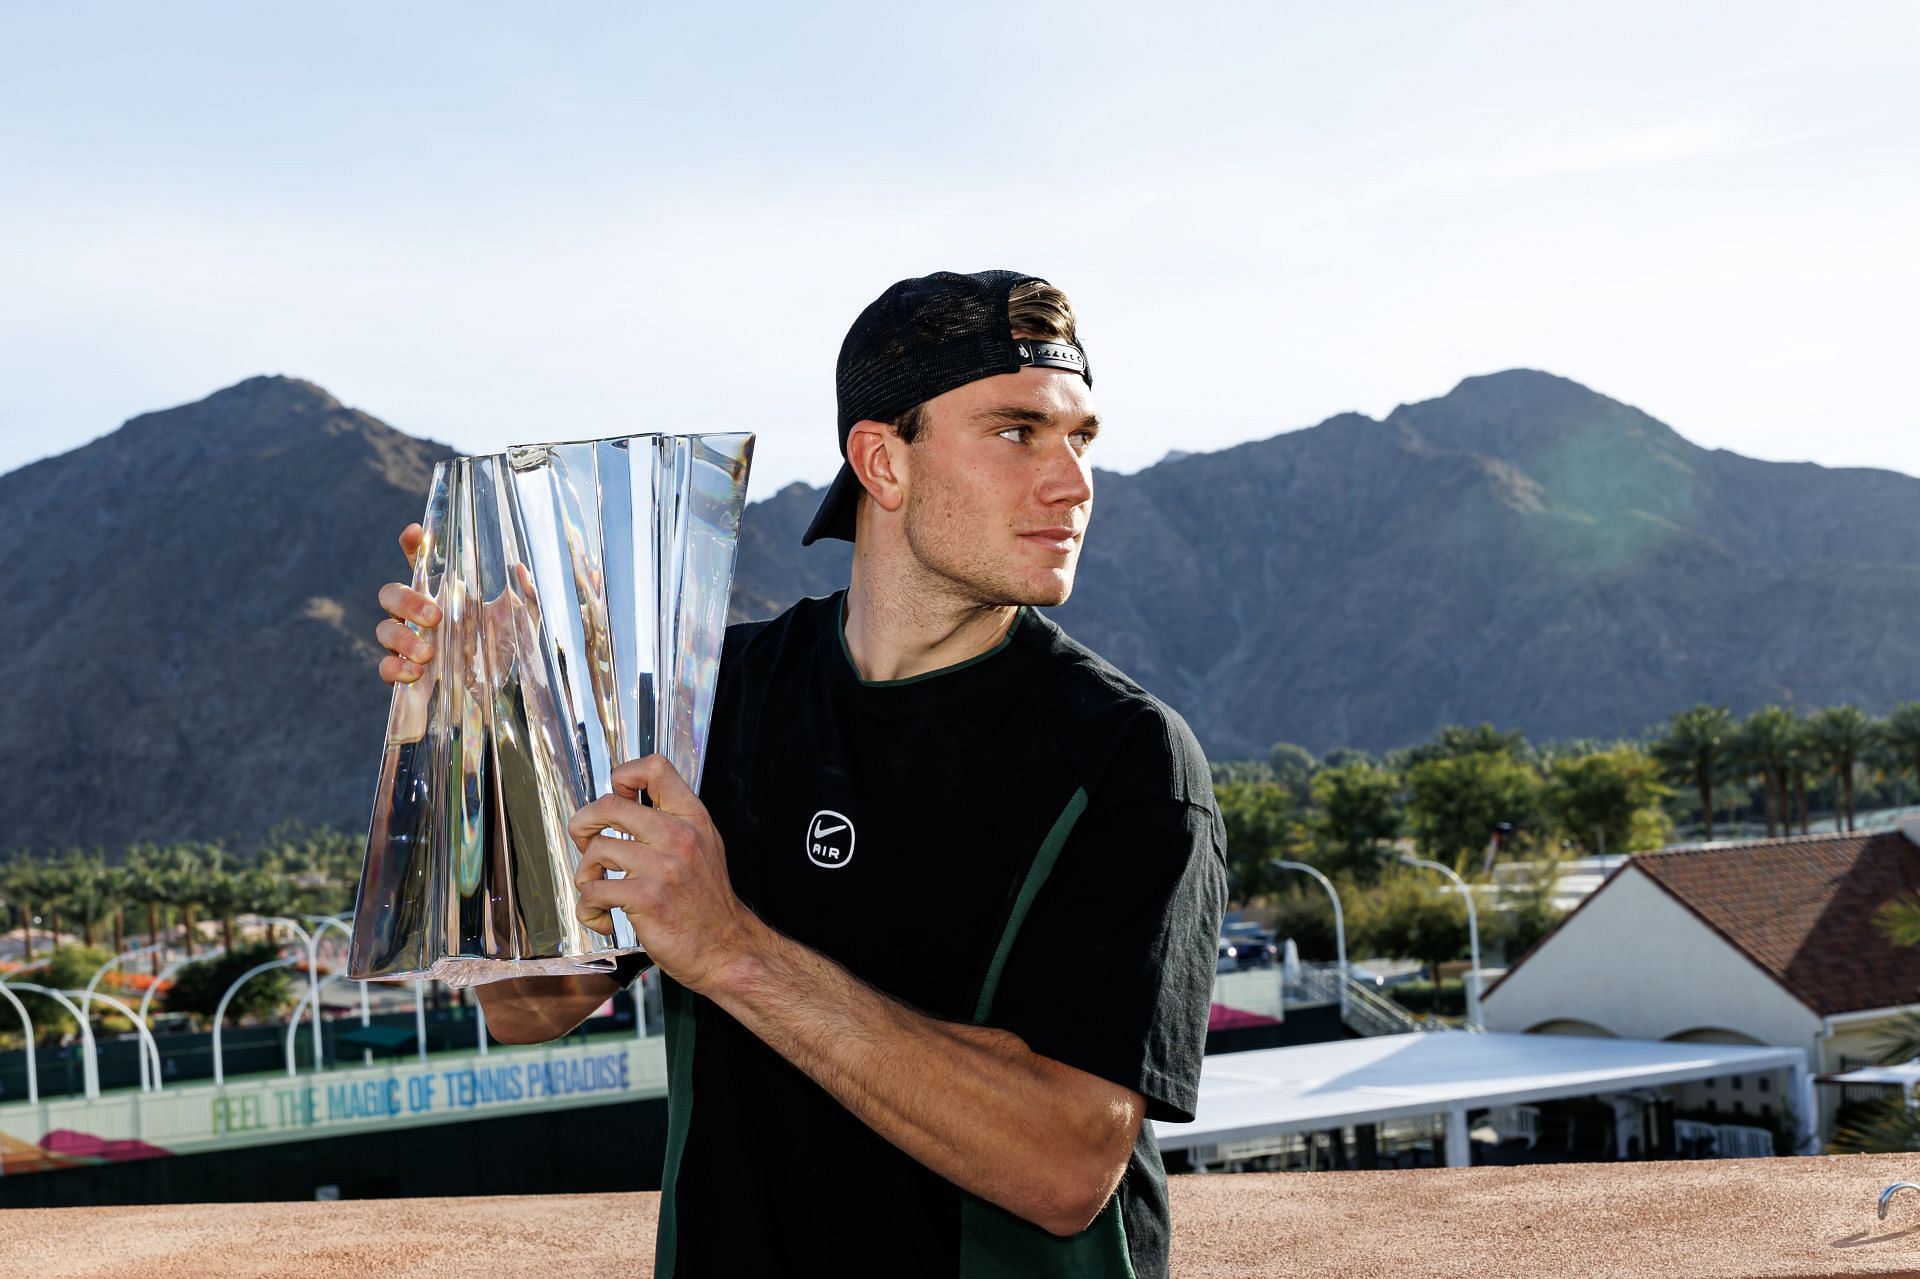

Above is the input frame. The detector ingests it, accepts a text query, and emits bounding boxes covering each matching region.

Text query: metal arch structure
[281,917,369,1076]
[1271,859,1348,1012]
[69,987,165,1094]
[9,983,101,1100]
[211,957,298,1089]
[263,916,324,1073]
[136,946,226,1092]
[0,984,37,1104]
[1398,854,1485,1030]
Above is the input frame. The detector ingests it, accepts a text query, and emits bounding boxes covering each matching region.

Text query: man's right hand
[376,522,442,685]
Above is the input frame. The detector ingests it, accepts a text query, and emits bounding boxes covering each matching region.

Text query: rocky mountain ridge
[3,370,1915,851]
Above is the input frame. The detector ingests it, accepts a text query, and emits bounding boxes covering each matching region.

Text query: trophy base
[356,946,647,989]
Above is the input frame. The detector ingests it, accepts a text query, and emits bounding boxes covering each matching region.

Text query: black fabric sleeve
[985,794,1227,1123]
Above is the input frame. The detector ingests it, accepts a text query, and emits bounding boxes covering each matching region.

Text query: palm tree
[1880,703,1920,812]
[0,855,46,962]
[57,849,114,949]
[1652,704,1733,841]
[201,866,246,953]
[123,845,168,974]
[1834,898,1920,1152]
[1808,705,1874,832]
[158,843,208,957]
[35,855,72,949]
[1736,707,1799,838]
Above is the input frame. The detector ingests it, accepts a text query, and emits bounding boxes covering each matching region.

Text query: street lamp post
[1398,854,1483,1029]
[1271,860,1347,1011]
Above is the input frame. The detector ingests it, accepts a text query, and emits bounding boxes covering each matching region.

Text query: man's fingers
[375,618,435,664]
[378,582,442,629]
[573,832,648,885]
[378,654,427,686]
[609,755,702,816]
[399,523,425,568]
[567,794,683,855]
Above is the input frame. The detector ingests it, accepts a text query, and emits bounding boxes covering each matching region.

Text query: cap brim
[800,461,863,546]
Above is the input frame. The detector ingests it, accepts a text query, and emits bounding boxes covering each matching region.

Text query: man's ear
[845,419,907,515]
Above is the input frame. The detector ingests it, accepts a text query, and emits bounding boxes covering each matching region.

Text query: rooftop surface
[1155,1031,1806,1154]
[3,1155,1919,1277]
[1491,827,1920,1017]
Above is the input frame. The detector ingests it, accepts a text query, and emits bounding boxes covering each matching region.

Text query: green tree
[1651,704,1733,841]
[122,845,168,974]
[55,849,114,949]
[1491,857,1567,962]
[1879,703,1920,811]
[1309,763,1403,878]
[1736,707,1801,839]
[1264,742,1318,800]
[0,854,49,962]
[1213,780,1304,899]
[1395,723,1528,769]
[1807,705,1874,832]
[156,842,219,956]
[1832,897,1920,1152]
[1543,747,1670,856]
[164,941,295,1024]
[1350,869,1473,985]
[1263,880,1343,961]
[1404,752,1542,871]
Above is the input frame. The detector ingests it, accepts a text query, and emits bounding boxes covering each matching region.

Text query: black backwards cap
[800,269,1093,546]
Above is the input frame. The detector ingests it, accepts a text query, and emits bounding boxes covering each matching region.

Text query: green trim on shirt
[959,1196,1137,1279]
[656,976,698,1279]
[960,786,1135,1277]
[973,786,1088,1023]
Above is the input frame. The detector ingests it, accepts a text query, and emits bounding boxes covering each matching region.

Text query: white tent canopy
[1816,1061,1920,1090]
[1154,1031,1810,1167]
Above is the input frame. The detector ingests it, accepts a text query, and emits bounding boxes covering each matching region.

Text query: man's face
[895,364,1098,608]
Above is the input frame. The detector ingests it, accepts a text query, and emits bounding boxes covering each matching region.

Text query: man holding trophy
[374,270,1226,1278]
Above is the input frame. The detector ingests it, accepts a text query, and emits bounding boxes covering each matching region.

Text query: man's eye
[1071,430,1098,449]
[998,426,1030,443]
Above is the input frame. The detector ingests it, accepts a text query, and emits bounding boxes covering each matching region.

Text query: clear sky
[2,2,1915,493]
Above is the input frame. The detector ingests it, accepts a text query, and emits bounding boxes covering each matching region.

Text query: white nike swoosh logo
[811,821,848,839]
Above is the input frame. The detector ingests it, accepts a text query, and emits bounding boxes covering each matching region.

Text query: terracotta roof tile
[1631,830,1920,1017]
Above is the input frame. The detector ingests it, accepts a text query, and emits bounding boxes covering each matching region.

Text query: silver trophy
[348,432,753,986]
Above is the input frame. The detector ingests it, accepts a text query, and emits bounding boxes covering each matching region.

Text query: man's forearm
[702,919,1141,1237]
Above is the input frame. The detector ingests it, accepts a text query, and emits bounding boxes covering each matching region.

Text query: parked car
[1218,922,1278,970]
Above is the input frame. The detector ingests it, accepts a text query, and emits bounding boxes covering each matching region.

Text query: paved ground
[2,1154,1919,1276]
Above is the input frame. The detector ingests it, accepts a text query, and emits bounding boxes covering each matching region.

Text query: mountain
[740,370,1920,757]
[0,377,453,855]
[3,369,1918,852]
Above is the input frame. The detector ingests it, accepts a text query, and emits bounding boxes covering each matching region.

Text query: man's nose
[1038,438,1094,508]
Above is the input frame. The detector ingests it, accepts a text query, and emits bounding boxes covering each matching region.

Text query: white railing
[1342,978,1425,1037]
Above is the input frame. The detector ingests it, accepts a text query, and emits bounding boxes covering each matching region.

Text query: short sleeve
[983,792,1227,1123]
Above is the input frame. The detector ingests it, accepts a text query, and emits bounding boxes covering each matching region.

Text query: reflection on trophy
[348,433,753,986]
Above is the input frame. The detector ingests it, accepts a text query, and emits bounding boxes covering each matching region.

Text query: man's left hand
[569,755,761,994]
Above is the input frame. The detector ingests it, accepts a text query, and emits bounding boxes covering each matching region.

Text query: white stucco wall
[1483,866,1820,1052]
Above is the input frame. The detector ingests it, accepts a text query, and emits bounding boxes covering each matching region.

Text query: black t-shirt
[653,592,1226,1278]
